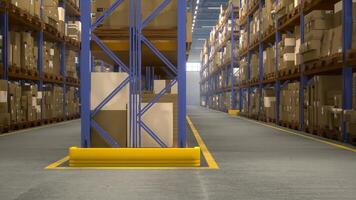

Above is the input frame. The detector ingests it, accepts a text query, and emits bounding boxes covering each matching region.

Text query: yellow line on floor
[45,156,70,169]
[45,116,219,170]
[186,116,220,169]
[237,116,356,153]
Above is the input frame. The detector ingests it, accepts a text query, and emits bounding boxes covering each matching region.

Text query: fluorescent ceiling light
[208,7,220,9]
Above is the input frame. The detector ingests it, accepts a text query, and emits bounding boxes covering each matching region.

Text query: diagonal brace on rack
[142,0,171,28]
[141,35,177,75]
[140,79,177,116]
[91,77,130,117]
[91,34,129,73]
[140,121,168,148]
[91,0,125,30]
[91,119,120,147]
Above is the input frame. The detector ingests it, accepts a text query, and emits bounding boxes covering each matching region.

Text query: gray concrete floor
[1,106,356,200]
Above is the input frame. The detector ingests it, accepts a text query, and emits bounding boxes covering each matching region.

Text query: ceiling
[187,0,229,63]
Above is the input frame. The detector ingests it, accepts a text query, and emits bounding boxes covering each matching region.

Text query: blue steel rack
[80,0,187,148]
[200,2,239,112]
[0,0,81,129]
[200,0,355,145]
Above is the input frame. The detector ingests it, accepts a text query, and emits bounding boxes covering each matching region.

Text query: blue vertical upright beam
[1,12,8,80]
[247,10,251,114]
[342,0,353,142]
[80,0,91,147]
[275,16,281,124]
[60,2,67,120]
[299,0,306,130]
[178,0,187,147]
[230,2,236,110]
[61,41,67,119]
[38,0,44,121]
[258,0,263,115]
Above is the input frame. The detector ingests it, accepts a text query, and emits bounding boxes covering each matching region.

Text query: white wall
[186,71,200,105]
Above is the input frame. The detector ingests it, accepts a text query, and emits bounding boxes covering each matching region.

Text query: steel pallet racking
[200,0,356,144]
[80,0,187,148]
[0,0,81,132]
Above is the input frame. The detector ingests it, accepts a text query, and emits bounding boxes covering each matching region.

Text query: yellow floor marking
[45,156,70,169]
[0,120,80,138]
[186,116,220,169]
[237,116,356,153]
[45,116,219,170]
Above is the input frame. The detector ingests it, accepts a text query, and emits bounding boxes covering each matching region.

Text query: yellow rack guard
[228,110,239,115]
[69,147,201,167]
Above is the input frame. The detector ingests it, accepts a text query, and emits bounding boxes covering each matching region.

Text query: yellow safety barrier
[69,146,201,167]
[228,110,240,116]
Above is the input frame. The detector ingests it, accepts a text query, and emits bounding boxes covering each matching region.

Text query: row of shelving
[0,0,81,134]
[200,0,356,146]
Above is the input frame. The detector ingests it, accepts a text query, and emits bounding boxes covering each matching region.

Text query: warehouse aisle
[1,107,356,199]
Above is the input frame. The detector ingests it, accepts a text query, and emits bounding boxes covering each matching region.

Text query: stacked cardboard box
[274,0,295,20]
[43,0,59,29]
[250,53,259,80]
[0,80,10,129]
[43,85,64,119]
[66,50,79,78]
[249,89,261,116]
[280,82,300,125]
[8,82,22,123]
[279,34,296,70]
[300,10,333,63]
[58,7,65,35]
[21,84,41,122]
[263,45,276,75]
[240,57,248,82]
[9,31,38,70]
[10,0,41,17]
[304,76,342,131]
[249,11,260,43]
[66,87,80,117]
[261,0,274,34]
[43,41,60,75]
[66,21,82,41]
[263,88,276,120]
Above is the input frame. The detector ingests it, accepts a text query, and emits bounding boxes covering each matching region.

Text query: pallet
[279,5,300,27]
[44,23,63,40]
[263,72,276,81]
[349,134,356,146]
[8,3,43,29]
[346,50,356,66]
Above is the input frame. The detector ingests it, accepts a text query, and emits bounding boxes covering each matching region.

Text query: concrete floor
[1,106,356,200]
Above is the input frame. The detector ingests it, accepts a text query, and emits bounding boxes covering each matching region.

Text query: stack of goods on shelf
[43,41,61,76]
[279,33,296,71]
[249,88,261,118]
[239,0,247,20]
[261,0,274,34]
[249,10,260,45]
[250,53,259,81]
[10,0,41,17]
[66,50,79,78]
[263,44,276,76]
[274,0,297,20]
[66,21,82,41]
[66,87,80,117]
[43,85,64,119]
[9,31,38,71]
[21,84,41,122]
[263,88,276,122]
[43,0,60,30]
[240,57,248,83]
[304,76,342,136]
[279,82,300,127]
[300,10,334,63]
[0,80,10,129]
[8,82,21,124]
[93,60,114,72]
[239,28,248,52]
